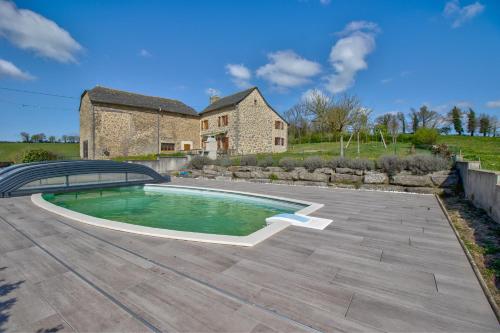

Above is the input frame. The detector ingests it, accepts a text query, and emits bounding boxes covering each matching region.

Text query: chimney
[210,95,220,104]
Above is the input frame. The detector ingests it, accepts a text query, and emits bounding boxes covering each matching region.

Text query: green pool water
[42,186,306,236]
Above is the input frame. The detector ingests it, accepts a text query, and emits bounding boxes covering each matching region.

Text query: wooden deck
[0,178,498,332]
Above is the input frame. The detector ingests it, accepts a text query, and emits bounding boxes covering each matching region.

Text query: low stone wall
[127,155,191,174]
[182,165,457,194]
[456,161,500,223]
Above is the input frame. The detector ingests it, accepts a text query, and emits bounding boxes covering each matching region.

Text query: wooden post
[380,130,387,149]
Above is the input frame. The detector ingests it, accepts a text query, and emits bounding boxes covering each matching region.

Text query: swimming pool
[32,184,330,246]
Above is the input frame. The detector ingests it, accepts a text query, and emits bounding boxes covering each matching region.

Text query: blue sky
[0,0,499,141]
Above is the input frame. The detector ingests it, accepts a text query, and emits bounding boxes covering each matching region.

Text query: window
[161,143,175,151]
[201,120,209,130]
[275,120,284,130]
[218,115,228,127]
[281,137,285,146]
[275,137,285,146]
[83,140,88,159]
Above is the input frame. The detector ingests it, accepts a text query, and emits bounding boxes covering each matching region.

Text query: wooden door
[183,143,191,151]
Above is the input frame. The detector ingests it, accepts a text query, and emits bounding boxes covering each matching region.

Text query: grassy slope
[436,136,500,171]
[0,142,80,162]
[279,136,499,171]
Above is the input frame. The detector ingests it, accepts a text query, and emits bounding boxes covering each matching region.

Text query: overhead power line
[0,97,75,112]
[0,86,78,99]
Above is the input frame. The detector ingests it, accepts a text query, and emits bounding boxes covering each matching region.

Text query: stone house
[200,87,288,155]
[79,86,287,159]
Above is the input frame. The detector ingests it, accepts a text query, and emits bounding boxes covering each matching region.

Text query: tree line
[19,132,80,144]
[284,90,498,149]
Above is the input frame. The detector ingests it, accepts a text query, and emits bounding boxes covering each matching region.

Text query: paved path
[0,179,498,332]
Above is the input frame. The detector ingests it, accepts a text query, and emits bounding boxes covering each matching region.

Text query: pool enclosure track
[0,160,167,197]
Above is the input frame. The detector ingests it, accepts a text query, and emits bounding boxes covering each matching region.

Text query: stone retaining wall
[181,165,458,194]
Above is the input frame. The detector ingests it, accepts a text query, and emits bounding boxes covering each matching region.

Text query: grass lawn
[268,135,499,171]
[0,142,80,162]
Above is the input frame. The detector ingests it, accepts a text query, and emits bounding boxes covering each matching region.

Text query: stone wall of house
[79,94,93,158]
[236,89,287,154]
[199,106,238,150]
[81,99,200,159]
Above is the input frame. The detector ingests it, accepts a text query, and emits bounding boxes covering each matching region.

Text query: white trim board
[31,184,330,247]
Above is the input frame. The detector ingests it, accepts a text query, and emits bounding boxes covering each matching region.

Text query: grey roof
[201,87,289,125]
[201,87,256,114]
[83,86,198,116]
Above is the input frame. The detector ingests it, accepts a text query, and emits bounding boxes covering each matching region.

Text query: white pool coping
[31,184,329,247]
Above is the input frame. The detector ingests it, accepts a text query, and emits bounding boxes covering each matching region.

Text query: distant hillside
[0,143,80,162]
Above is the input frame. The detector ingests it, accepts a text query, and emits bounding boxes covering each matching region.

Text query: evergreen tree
[449,106,463,135]
[467,108,477,136]
[479,114,490,137]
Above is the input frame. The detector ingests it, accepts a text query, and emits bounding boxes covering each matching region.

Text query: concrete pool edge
[31,184,329,247]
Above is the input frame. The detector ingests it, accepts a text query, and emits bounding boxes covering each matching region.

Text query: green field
[1,135,498,171]
[0,142,79,162]
[277,135,500,171]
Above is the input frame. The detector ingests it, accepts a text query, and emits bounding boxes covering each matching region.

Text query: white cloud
[0,59,35,80]
[319,0,331,5]
[139,49,152,57]
[486,100,500,109]
[225,64,252,88]
[301,88,329,102]
[325,21,379,93]
[443,0,485,28]
[380,78,392,84]
[256,50,321,89]
[0,0,82,63]
[205,88,220,96]
[336,21,380,37]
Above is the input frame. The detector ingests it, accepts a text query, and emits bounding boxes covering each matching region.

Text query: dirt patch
[441,194,500,307]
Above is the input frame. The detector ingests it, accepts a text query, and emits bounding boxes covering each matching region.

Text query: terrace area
[0,178,498,332]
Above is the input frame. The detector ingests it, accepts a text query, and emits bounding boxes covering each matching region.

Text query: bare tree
[284,101,310,144]
[417,105,440,129]
[351,108,372,155]
[388,114,400,154]
[20,132,30,143]
[326,94,361,157]
[48,135,56,143]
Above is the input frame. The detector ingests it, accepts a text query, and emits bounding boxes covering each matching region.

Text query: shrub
[279,157,298,172]
[21,149,57,163]
[377,155,404,176]
[189,155,212,170]
[215,156,232,167]
[326,157,349,169]
[412,128,438,146]
[404,155,449,175]
[349,158,375,171]
[268,173,278,181]
[303,156,324,172]
[240,155,257,166]
[258,155,275,168]
[431,144,452,159]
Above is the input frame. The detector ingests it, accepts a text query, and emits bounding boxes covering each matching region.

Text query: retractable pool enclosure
[0,160,167,197]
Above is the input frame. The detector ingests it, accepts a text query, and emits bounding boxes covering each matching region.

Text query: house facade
[79,86,287,159]
[199,87,287,155]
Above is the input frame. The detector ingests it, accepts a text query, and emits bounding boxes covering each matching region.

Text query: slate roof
[200,87,256,114]
[83,86,198,116]
[201,87,289,124]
